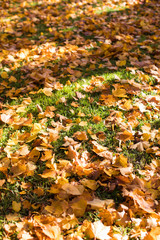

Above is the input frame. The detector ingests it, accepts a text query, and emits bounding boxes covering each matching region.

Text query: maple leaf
[71,197,87,217]
[0,113,11,124]
[86,220,111,240]
[87,198,114,209]
[123,188,155,213]
[73,131,88,141]
[42,88,53,96]
[92,141,113,160]
[112,84,128,98]
[61,183,84,195]
[1,72,8,79]
[116,130,134,142]
[12,201,21,212]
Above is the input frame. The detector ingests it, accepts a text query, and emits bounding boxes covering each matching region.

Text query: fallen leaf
[81,179,98,190]
[1,72,8,79]
[86,220,111,240]
[62,183,84,195]
[12,201,21,212]
[73,131,88,141]
[87,198,114,209]
[92,141,113,160]
[112,85,128,98]
[42,88,52,96]
[71,197,87,217]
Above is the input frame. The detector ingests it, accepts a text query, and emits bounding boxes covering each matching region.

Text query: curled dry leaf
[92,141,113,160]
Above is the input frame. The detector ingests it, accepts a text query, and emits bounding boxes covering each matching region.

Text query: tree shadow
[0,0,159,102]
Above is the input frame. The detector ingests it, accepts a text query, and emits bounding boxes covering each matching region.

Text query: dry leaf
[81,179,98,190]
[73,131,88,141]
[71,197,87,217]
[112,86,127,98]
[42,88,52,96]
[92,141,113,160]
[12,201,21,212]
[1,72,8,79]
[61,183,84,195]
[86,220,111,240]
[87,198,114,209]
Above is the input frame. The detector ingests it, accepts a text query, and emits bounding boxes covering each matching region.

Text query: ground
[0,0,160,239]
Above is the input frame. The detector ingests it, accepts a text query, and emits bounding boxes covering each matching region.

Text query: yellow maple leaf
[31,123,42,135]
[1,72,8,79]
[12,201,21,212]
[112,87,127,98]
[73,131,88,141]
[9,76,17,82]
[81,179,98,190]
[116,60,126,67]
[71,197,87,217]
[115,154,128,167]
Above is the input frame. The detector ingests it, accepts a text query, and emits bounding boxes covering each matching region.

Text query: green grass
[0,0,159,238]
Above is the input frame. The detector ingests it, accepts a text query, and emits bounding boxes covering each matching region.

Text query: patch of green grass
[96,185,124,206]
[78,211,100,223]
[152,119,160,129]
[61,27,77,32]
[95,6,126,15]
[0,218,5,239]
[0,126,14,148]
[113,224,134,237]
[123,148,152,170]
[0,182,21,215]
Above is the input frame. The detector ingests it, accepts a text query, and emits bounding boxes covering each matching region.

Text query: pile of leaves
[0,0,160,239]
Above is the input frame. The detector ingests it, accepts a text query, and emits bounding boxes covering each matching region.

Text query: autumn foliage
[0,0,160,239]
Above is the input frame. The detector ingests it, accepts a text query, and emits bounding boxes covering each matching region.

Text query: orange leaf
[1,72,8,79]
[9,76,17,82]
[40,169,56,178]
[117,130,134,142]
[92,141,113,160]
[145,227,160,240]
[73,131,88,141]
[92,116,102,123]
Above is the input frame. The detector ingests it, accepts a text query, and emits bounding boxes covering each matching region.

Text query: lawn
[0,0,160,239]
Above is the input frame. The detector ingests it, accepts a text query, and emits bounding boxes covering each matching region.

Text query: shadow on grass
[0,0,159,103]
